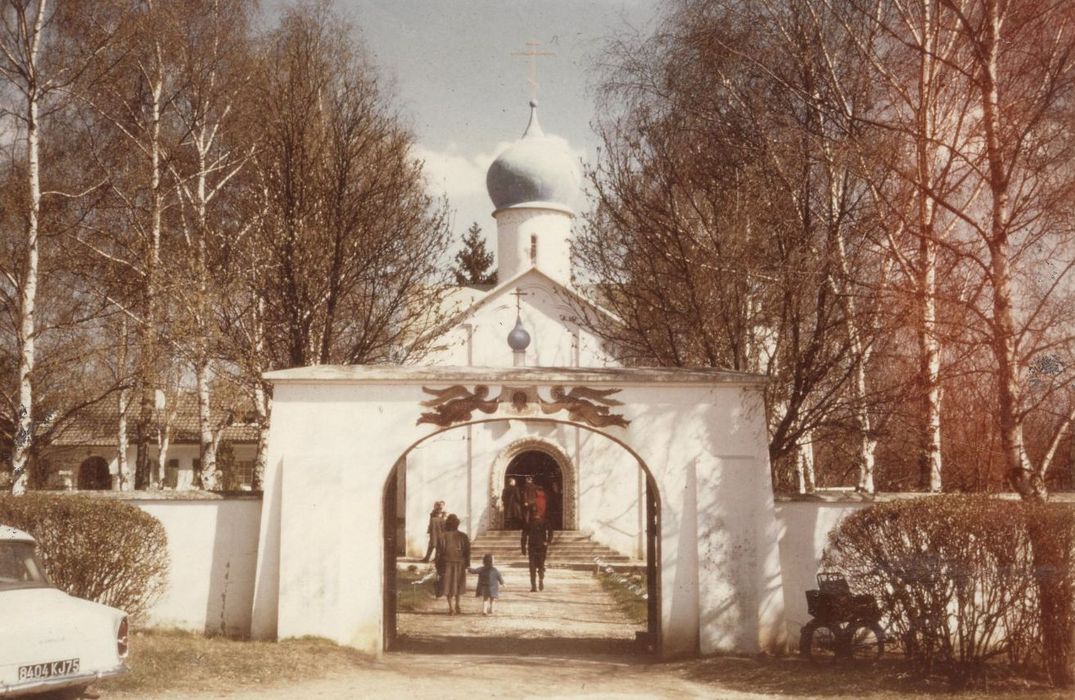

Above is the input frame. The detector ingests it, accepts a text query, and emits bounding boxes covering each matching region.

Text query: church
[249,100,785,658]
[405,99,641,560]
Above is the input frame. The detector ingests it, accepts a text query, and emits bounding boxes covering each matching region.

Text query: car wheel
[41,684,90,700]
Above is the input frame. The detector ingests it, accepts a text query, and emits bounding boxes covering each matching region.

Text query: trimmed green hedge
[822,495,1073,688]
[0,494,169,620]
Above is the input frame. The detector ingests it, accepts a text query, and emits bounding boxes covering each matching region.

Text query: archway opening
[382,418,661,658]
[77,457,110,490]
[506,450,562,530]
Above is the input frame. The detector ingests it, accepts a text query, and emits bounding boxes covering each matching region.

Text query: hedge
[822,495,1074,688]
[0,493,169,620]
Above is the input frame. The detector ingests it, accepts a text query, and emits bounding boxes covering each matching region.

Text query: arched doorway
[506,450,563,529]
[382,418,661,656]
[77,457,111,490]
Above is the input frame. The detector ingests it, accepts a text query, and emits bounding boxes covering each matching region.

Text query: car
[0,525,127,698]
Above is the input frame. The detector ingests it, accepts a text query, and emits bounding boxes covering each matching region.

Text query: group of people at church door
[501,475,546,528]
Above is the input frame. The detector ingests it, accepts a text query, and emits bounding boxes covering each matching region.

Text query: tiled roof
[50,392,259,447]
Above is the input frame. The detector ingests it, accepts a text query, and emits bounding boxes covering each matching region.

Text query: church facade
[249,101,786,658]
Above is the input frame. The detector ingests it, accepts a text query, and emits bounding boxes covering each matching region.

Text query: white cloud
[413,142,509,202]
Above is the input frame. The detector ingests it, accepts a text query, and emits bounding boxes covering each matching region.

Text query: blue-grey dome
[507,316,531,351]
[486,100,581,213]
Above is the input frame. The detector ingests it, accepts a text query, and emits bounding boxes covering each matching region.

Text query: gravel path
[396,567,644,653]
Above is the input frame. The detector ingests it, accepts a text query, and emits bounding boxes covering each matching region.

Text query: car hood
[0,587,124,671]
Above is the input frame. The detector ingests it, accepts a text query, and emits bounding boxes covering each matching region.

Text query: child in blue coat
[468,553,505,615]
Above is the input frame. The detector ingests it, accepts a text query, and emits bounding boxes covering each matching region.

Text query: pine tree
[452,222,497,285]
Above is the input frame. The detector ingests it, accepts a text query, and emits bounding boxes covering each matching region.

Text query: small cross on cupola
[507,288,531,366]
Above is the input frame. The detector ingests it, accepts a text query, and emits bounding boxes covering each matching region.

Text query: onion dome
[507,316,531,351]
[486,100,581,213]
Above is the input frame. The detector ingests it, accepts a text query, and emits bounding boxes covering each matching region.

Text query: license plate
[17,658,80,681]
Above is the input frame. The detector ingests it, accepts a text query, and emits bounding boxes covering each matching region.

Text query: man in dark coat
[520,505,554,591]
[501,478,522,529]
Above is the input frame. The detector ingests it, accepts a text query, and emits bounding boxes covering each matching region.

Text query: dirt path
[139,652,768,699]
[396,567,644,654]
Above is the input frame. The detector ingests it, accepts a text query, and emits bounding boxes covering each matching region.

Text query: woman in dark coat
[435,513,471,615]
[501,478,522,528]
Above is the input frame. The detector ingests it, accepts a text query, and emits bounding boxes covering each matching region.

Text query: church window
[530,235,538,263]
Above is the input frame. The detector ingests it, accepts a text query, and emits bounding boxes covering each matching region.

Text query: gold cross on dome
[510,287,528,315]
[511,40,554,97]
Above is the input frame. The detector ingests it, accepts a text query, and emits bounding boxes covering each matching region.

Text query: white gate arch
[250,365,784,659]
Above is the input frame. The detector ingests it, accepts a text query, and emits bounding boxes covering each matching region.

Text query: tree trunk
[977,2,1041,498]
[156,420,170,490]
[826,164,877,493]
[135,45,165,490]
[252,295,269,491]
[196,358,218,490]
[10,5,46,495]
[253,381,270,491]
[194,137,218,490]
[795,434,816,494]
[915,7,944,493]
[117,386,129,491]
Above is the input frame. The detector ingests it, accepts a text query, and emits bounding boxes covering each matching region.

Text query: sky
[265,0,660,250]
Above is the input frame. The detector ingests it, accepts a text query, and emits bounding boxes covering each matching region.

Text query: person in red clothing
[533,485,547,520]
[522,476,538,522]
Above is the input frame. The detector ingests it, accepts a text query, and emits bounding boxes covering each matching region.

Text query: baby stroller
[799,572,884,663]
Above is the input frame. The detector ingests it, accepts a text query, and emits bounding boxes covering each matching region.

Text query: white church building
[248,100,787,658]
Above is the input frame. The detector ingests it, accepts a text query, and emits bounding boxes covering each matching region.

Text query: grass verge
[397,564,436,611]
[596,568,647,625]
[96,629,372,696]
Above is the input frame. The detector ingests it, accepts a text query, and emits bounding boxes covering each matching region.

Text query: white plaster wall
[425,270,616,368]
[774,500,871,639]
[134,498,262,636]
[494,207,573,285]
[405,429,469,555]
[577,428,644,558]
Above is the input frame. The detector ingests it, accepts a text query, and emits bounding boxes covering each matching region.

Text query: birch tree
[171,0,254,490]
[934,0,1075,499]
[0,1,124,493]
[580,0,892,489]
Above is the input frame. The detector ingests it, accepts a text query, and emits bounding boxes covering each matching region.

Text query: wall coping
[775,490,1075,504]
[31,490,263,502]
[263,364,768,387]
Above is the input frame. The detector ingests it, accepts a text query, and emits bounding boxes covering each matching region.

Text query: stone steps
[468,529,644,571]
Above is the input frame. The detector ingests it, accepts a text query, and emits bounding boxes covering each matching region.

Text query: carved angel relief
[538,386,630,428]
[417,385,498,426]
[417,384,630,429]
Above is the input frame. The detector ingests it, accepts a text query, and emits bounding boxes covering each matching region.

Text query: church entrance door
[506,450,563,530]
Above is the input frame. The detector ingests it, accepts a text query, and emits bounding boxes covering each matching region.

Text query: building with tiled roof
[41,392,260,491]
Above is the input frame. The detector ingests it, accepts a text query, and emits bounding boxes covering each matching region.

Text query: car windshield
[0,540,50,590]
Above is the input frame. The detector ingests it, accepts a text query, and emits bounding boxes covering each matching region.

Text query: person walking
[520,505,553,592]
[468,553,505,615]
[501,478,522,529]
[436,513,470,614]
[422,501,445,563]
